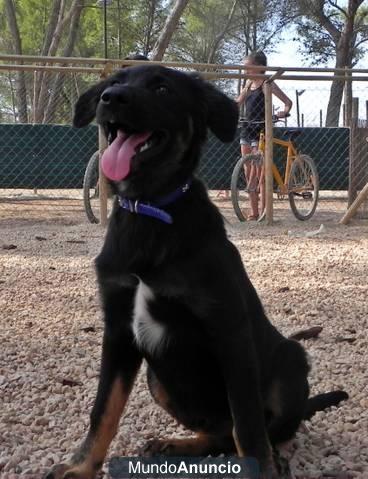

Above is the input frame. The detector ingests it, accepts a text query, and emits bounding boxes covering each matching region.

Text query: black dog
[46,65,348,479]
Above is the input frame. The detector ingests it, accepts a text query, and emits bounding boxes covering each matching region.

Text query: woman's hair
[124,54,149,61]
[121,54,149,68]
[245,51,267,73]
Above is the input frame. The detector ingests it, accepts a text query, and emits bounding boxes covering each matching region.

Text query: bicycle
[231,117,319,221]
[83,150,114,224]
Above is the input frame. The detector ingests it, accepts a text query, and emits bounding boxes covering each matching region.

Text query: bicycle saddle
[283,129,302,139]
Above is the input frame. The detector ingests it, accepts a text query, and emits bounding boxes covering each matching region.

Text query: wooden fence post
[340,181,368,224]
[352,97,359,122]
[264,81,273,225]
[98,126,108,227]
[348,98,359,206]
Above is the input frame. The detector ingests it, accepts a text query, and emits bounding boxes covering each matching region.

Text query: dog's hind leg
[265,339,310,447]
[144,368,235,457]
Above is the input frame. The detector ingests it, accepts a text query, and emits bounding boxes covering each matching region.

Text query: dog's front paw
[44,462,97,479]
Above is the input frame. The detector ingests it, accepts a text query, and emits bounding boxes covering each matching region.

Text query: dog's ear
[73,80,109,128]
[202,81,239,142]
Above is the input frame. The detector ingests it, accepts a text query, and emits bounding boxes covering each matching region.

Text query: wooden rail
[2,53,368,76]
[1,63,368,82]
[0,64,101,74]
[1,55,368,226]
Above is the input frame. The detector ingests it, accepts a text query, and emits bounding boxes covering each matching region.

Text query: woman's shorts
[239,124,263,147]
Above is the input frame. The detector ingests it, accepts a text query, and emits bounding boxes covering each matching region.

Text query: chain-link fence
[273,80,368,223]
[227,79,368,224]
[0,56,367,224]
[0,63,100,222]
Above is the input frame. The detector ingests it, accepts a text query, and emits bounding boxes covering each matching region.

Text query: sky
[263,30,368,127]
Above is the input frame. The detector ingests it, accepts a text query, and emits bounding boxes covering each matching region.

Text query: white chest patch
[132,281,167,355]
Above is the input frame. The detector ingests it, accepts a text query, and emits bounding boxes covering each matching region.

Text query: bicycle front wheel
[83,151,114,224]
[83,151,100,224]
[288,154,319,221]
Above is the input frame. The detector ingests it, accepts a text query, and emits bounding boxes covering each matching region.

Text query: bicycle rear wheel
[288,154,319,221]
[231,156,252,222]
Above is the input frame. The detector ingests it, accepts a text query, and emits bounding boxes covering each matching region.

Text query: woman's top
[245,83,265,122]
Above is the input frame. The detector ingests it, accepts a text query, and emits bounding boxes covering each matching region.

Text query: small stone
[2,244,17,250]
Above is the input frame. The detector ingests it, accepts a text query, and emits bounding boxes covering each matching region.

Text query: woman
[237,51,292,220]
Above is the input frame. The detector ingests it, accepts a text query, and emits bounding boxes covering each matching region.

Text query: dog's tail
[304,390,349,420]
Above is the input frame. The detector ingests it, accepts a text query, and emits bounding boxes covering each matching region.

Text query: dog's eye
[155,85,169,95]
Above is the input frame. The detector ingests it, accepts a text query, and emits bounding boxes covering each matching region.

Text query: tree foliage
[3,0,364,126]
[0,0,293,123]
[294,0,368,126]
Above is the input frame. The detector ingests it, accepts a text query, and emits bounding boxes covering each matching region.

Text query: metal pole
[352,97,359,125]
[103,0,108,58]
[264,81,273,225]
[237,68,242,96]
[343,66,347,126]
[117,0,122,58]
[33,70,37,123]
[98,126,109,226]
[301,113,304,127]
[320,109,323,127]
[296,91,300,127]
[344,66,352,128]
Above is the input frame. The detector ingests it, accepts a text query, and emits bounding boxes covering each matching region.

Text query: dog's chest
[132,281,167,355]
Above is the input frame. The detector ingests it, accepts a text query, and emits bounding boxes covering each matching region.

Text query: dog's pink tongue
[101,130,152,181]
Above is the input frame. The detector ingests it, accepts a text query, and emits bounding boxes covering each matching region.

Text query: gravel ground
[0,204,367,478]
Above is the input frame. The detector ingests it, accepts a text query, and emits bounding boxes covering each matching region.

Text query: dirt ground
[0,194,367,478]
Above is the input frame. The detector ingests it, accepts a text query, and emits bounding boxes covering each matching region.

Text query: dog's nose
[100,86,130,105]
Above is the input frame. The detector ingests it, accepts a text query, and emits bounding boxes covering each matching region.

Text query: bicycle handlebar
[238,113,290,127]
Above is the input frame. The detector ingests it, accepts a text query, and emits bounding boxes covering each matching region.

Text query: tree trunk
[325,0,360,126]
[245,4,251,56]
[325,70,345,126]
[4,0,28,123]
[42,4,83,123]
[207,0,238,64]
[35,0,79,123]
[151,0,190,60]
[252,0,258,50]
[34,0,64,114]
[143,0,157,56]
[325,39,352,127]
[42,0,64,55]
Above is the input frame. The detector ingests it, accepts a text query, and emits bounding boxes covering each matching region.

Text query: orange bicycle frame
[258,132,298,195]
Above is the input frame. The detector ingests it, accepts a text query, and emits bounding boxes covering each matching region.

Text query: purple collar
[118,180,192,224]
